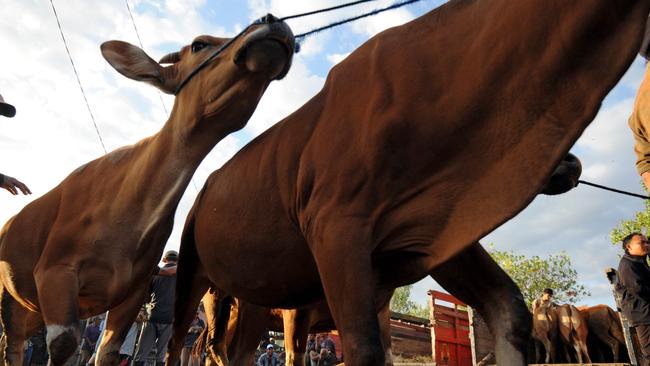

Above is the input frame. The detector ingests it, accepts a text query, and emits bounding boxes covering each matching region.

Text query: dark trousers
[134,322,172,363]
[636,325,650,365]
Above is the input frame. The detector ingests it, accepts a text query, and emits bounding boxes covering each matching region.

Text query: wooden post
[606,267,639,366]
[429,292,436,361]
[468,307,478,366]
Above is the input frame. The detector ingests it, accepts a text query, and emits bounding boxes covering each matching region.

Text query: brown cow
[167,1,650,365]
[579,305,626,362]
[556,304,591,363]
[532,306,557,364]
[175,152,580,366]
[0,16,294,366]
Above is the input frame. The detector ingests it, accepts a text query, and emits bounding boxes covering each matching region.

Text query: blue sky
[0,0,647,310]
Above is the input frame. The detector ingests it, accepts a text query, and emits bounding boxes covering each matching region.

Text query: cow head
[541,153,582,195]
[100,14,294,136]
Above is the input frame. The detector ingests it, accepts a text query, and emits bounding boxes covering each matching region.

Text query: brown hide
[532,306,557,363]
[0,19,294,366]
[579,305,626,362]
[172,1,650,365]
[556,304,591,363]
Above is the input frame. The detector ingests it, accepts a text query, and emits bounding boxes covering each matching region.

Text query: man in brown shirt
[630,22,650,189]
[0,93,31,195]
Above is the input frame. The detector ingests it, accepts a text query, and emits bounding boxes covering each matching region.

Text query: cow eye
[191,41,208,53]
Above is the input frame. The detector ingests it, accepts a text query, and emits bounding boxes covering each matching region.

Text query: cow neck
[121,108,228,217]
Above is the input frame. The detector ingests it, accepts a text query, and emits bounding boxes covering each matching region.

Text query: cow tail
[192,326,208,359]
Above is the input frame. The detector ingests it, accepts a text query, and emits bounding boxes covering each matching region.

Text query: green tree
[610,199,650,245]
[390,284,429,318]
[488,246,590,308]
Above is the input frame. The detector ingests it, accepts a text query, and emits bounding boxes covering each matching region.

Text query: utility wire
[280,0,379,21]
[292,0,425,40]
[125,0,169,115]
[125,0,200,192]
[49,0,108,154]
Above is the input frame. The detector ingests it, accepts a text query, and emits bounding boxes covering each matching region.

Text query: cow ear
[101,40,177,94]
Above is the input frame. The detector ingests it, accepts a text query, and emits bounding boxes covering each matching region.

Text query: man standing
[133,250,178,366]
[257,344,279,366]
[0,94,30,195]
[617,232,650,365]
[319,334,336,356]
[79,317,101,366]
[532,288,556,312]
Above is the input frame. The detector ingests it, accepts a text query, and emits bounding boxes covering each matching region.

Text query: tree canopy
[390,284,429,318]
[610,199,650,245]
[488,246,590,307]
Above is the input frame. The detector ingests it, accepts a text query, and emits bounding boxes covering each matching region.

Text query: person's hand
[0,174,31,195]
[643,171,650,192]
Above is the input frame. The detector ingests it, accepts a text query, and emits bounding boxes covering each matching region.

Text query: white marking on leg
[46,325,76,346]
[385,346,393,365]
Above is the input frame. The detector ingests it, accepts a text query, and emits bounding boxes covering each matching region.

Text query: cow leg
[203,292,233,366]
[0,290,43,366]
[571,341,583,364]
[96,286,149,366]
[167,218,211,366]
[429,242,529,366]
[282,309,310,366]
[166,280,210,366]
[542,338,554,364]
[377,296,394,366]
[311,223,384,366]
[532,340,546,364]
[34,267,81,366]
[597,332,621,362]
[578,339,591,363]
[563,343,572,363]
[228,300,270,366]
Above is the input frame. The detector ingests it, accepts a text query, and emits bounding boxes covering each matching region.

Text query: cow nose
[259,13,279,24]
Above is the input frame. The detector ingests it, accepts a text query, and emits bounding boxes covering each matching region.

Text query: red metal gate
[428,290,472,366]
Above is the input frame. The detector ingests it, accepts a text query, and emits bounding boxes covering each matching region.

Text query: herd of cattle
[1,1,650,366]
[532,304,626,364]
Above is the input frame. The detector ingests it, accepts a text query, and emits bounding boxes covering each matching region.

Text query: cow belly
[196,228,322,308]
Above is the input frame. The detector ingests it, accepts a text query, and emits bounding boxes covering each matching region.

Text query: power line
[125,0,200,192]
[280,0,379,21]
[291,0,425,40]
[125,0,169,115]
[49,0,107,154]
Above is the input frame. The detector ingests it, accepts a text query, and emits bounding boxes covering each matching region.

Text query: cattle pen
[390,289,638,366]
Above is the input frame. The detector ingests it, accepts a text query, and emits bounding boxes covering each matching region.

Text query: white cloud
[327,52,350,65]
[350,6,415,37]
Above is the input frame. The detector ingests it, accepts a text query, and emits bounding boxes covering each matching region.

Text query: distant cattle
[532,306,558,363]
[579,305,627,362]
[556,304,591,363]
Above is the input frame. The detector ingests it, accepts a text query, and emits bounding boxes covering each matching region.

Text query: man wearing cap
[618,232,650,365]
[258,344,279,366]
[0,94,30,195]
[133,250,178,366]
[531,288,556,312]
